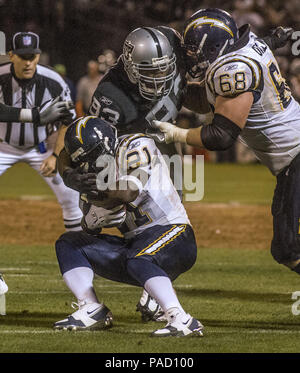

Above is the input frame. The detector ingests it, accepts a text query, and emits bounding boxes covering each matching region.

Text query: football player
[57,23,293,322]
[60,26,188,194]
[54,116,203,337]
[154,8,300,278]
[58,26,194,323]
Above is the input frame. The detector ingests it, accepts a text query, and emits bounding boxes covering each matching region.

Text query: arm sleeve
[0,102,21,122]
[200,113,242,151]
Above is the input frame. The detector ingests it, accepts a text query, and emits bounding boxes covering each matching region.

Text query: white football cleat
[136,291,167,322]
[54,301,113,331]
[152,307,204,337]
[0,273,8,295]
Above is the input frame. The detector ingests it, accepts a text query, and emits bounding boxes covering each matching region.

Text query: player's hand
[152,120,188,144]
[40,154,58,177]
[63,166,98,193]
[269,26,294,49]
[81,204,126,235]
[38,97,74,126]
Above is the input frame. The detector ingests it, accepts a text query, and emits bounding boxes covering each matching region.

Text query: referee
[0,31,82,231]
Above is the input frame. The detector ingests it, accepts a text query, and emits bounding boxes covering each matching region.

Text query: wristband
[19,108,33,123]
[52,152,59,159]
[174,127,188,143]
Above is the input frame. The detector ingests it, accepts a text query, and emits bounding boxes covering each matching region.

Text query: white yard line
[0,268,31,271]
[0,329,299,335]
[7,285,192,294]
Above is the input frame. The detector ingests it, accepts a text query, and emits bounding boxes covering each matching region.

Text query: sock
[63,266,99,304]
[144,276,187,317]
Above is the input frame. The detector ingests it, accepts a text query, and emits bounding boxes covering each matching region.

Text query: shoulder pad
[207,56,263,97]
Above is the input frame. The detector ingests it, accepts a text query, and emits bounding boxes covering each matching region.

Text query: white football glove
[82,204,126,235]
[152,120,188,144]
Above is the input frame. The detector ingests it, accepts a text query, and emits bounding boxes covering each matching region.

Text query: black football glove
[263,26,294,50]
[34,97,75,126]
[62,166,98,194]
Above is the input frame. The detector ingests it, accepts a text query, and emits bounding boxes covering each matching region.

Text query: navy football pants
[271,153,300,264]
[55,224,197,287]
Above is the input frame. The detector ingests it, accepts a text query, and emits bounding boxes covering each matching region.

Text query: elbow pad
[200,113,242,151]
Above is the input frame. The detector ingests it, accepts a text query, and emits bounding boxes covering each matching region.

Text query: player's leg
[126,224,203,337]
[136,288,167,322]
[25,147,82,231]
[42,173,83,231]
[0,142,23,297]
[271,154,300,273]
[54,230,132,330]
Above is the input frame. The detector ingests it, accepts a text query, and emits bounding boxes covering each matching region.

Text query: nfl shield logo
[23,36,31,46]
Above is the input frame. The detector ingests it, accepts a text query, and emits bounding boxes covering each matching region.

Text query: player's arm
[40,124,69,177]
[261,26,294,50]
[88,175,141,209]
[88,166,149,209]
[154,59,260,150]
[185,92,252,148]
[57,148,99,194]
[88,138,153,208]
[154,93,252,148]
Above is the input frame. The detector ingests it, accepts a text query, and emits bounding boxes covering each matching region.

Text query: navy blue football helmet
[64,116,117,167]
[182,8,239,79]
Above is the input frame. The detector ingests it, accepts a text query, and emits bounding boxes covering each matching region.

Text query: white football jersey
[116,133,190,238]
[205,27,300,176]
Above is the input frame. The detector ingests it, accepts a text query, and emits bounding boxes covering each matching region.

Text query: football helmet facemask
[122,27,176,101]
[64,116,118,171]
[182,8,239,79]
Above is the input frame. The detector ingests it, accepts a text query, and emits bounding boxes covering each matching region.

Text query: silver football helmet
[122,27,176,101]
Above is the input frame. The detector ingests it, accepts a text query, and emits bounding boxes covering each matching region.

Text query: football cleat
[152,307,204,337]
[136,291,167,322]
[0,273,8,295]
[53,301,113,331]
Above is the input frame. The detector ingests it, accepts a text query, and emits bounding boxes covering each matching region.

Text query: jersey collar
[228,24,251,53]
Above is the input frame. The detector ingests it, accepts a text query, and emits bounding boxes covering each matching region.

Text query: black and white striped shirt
[0,63,76,148]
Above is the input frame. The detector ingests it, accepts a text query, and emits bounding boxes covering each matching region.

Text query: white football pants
[0,141,82,231]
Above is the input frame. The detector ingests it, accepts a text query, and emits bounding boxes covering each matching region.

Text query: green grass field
[1,162,300,355]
